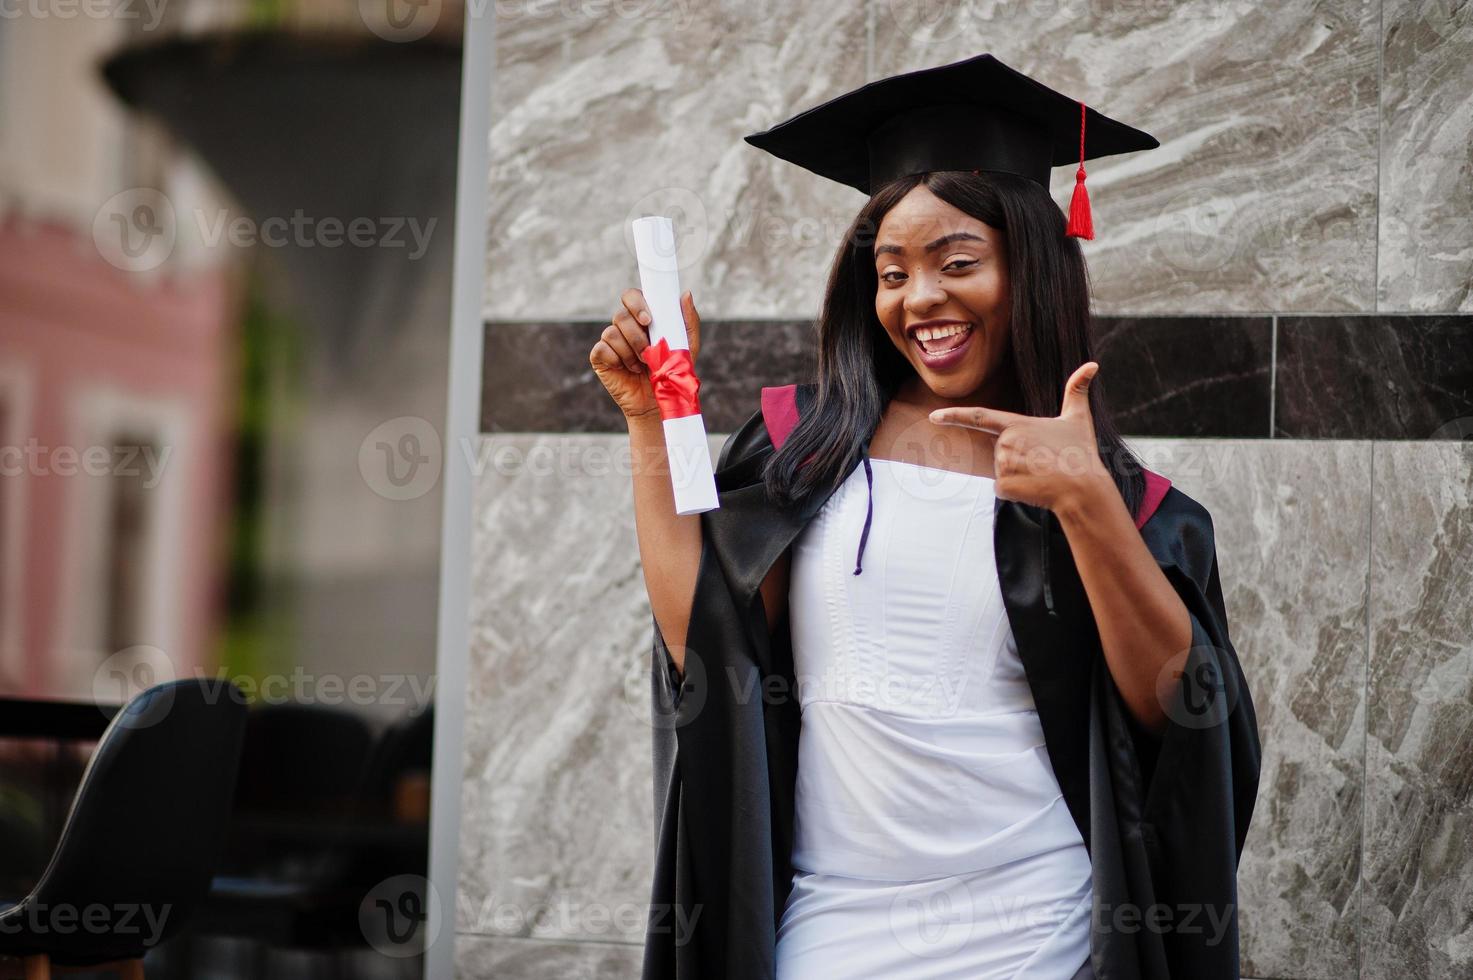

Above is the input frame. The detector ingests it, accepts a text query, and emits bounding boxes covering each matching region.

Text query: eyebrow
[874,231,987,257]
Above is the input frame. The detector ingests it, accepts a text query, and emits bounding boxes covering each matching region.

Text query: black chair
[218,702,377,887]
[0,679,248,979]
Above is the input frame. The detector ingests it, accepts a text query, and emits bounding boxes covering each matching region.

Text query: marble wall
[482,0,1470,319]
[461,1,1473,977]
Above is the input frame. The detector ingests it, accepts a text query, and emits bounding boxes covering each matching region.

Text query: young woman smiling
[593,53,1262,980]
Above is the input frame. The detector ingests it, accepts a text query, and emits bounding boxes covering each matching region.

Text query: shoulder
[758,382,814,452]
[716,382,814,476]
[1134,467,1174,530]
[1137,479,1218,583]
[1142,481,1214,535]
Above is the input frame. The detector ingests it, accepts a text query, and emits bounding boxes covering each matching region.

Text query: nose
[903,271,947,316]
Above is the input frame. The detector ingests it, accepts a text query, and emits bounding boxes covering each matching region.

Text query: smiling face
[873,183,1014,407]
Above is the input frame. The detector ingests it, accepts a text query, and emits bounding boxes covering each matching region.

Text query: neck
[895,369,1024,414]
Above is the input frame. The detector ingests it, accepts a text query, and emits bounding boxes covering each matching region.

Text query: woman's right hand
[590,287,702,422]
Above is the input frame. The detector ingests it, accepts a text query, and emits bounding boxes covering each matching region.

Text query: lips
[907,318,971,345]
[915,324,973,355]
[908,321,976,371]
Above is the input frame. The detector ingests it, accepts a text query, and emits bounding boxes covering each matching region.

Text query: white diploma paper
[632,215,719,515]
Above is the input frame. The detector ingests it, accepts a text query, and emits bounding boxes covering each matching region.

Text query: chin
[914,360,991,396]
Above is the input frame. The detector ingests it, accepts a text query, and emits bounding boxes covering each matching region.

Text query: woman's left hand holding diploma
[928,360,1114,515]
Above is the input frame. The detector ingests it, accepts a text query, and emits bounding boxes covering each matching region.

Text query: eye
[878,258,976,284]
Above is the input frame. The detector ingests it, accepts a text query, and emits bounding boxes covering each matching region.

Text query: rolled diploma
[632,215,719,515]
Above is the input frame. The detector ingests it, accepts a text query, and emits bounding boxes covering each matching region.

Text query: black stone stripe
[482,319,818,434]
[482,315,1473,440]
[1275,316,1473,439]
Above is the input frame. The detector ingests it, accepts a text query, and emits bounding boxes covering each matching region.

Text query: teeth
[914,323,970,342]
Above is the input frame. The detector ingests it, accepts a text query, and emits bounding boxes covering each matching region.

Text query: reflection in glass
[0,2,465,976]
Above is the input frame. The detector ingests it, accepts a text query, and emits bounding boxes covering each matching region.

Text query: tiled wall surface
[462,1,1473,977]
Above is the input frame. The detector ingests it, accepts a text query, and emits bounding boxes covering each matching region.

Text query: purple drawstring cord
[854,442,874,575]
[849,429,1058,613]
[1040,508,1061,619]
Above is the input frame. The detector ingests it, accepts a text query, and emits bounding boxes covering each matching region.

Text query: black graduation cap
[742,52,1159,239]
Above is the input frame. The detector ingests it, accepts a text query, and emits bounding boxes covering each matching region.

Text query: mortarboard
[742,52,1159,239]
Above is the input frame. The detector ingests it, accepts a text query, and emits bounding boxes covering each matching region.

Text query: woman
[592,54,1261,980]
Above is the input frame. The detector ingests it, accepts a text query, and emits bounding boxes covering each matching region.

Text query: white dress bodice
[776,456,1095,980]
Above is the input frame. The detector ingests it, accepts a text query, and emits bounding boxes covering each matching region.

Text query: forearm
[1053,475,1192,736]
[627,411,703,675]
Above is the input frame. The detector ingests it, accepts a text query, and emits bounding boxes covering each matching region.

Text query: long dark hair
[764,169,1146,519]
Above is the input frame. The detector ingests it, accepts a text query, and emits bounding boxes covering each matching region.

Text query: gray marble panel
[1378,1,1473,311]
[455,935,644,980]
[1127,438,1373,979]
[872,0,1380,314]
[485,0,870,321]
[1362,441,1473,978]
[456,432,726,945]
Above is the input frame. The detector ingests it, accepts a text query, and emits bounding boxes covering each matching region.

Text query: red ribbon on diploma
[640,337,702,419]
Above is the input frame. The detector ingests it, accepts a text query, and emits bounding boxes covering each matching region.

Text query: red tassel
[1066,165,1093,239]
[1065,100,1094,240]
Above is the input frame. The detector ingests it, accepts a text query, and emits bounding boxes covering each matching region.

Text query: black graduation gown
[642,381,1262,980]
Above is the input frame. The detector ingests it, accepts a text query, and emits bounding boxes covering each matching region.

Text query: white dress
[775,456,1095,980]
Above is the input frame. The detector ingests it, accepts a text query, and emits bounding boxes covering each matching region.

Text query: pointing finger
[928,405,1028,434]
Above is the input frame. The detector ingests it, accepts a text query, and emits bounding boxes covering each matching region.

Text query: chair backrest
[231,702,375,817]
[213,701,377,882]
[26,677,248,960]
